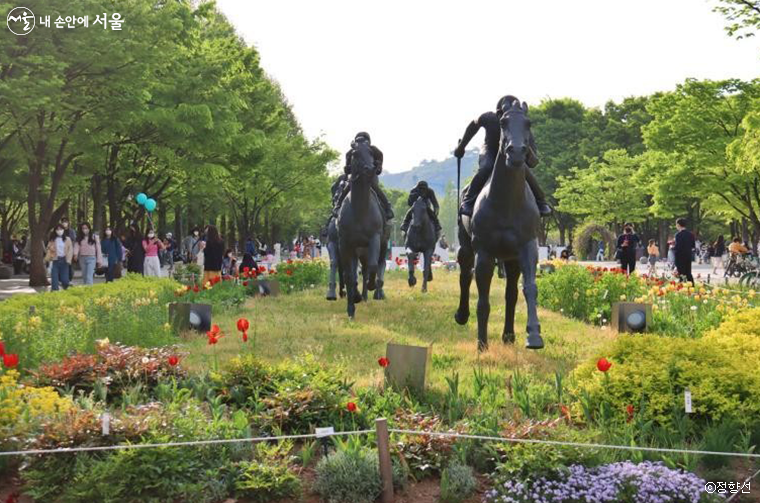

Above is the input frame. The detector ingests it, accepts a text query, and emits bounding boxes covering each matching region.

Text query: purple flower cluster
[484,461,720,503]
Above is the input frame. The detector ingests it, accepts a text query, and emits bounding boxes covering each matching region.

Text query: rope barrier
[388,429,760,460]
[0,429,375,457]
[3,425,759,462]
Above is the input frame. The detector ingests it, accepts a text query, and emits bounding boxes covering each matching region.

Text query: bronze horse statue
[455,99,544,351]
[405,196,436,292]
[337,139,386,318]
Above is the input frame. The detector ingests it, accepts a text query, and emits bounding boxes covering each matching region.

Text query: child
[647,239,659,276]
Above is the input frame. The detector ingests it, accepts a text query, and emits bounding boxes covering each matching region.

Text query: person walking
[646,239,659,276]
[142,228,165,277]
[100,226,123,282]
[711,235,726,275]
[674,218,696,285]
[182,227,202,264]
[125,223,145,274]
[45,224,73,291]
[595,241,605,261]
[199,225,224,284]
[73,222,103,285]
[60,217,77,280]
[162,232,176,273]
[616,223,641,275]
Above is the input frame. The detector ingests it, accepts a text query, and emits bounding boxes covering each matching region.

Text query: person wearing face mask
[73,222,103,285]
[100,226,123,282]
[45,224,73,290]
[60,217,77,280]
[142,228,166,277]
[182,227,202,264]
[125,223,145,274]
[615,223,641,275]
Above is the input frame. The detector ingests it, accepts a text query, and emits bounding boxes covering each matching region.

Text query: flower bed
[537,262,760,337]
[0,275,180,370]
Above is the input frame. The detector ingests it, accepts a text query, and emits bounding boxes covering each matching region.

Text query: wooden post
[375,418,394,503]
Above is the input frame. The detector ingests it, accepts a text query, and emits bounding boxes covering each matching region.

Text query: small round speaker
[626,310,646,331]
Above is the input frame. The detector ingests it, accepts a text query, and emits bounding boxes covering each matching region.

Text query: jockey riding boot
[537,199,553,217]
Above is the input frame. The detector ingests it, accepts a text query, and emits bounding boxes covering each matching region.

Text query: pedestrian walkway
[0,271,107,301]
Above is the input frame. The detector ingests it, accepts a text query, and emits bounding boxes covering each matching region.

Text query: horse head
[349,139,375,181]
[499,99,532,167]
[411,196,428,229]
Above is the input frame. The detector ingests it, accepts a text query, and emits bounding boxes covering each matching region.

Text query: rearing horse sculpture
[405,196,436,292]
[455,99,544,351]
[337,139,384,319]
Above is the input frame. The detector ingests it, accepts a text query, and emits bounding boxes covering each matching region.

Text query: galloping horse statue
[454,99,544,351]
[405,196,436,292]
[337,139,386,318]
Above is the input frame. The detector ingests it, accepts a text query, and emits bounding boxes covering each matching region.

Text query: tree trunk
[658,219,668,258]
[158,203,167,235]
[92,175,105,232]
[174,205,182,240]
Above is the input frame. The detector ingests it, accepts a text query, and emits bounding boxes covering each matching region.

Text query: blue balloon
[145,198,157,212]
[136,193,148,205]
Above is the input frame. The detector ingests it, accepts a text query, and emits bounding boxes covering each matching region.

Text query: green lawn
[181,268,616,390]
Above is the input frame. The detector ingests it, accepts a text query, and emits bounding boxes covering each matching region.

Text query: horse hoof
[422,286,427,293]
[454,310,469,325]
[408,276,417,287]
[477,340,489,352]
[339,290,346,298]
[368,279,377,291]
[373,290,386,300]
[326,295,337,301]
[525,334,544,350]
[502,332,516,345]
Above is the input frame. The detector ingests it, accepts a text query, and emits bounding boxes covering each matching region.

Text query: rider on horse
[400,180,442,238]
[454,95,551,218]
[333,132,394,221]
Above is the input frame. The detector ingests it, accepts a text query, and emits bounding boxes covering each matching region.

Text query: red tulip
[346,402,357,413]
[258,266,266,273]
[243,267,250,274]
[237,318,250,332]
[378,357,390,368]
[287,259,293,264]
[596,357,612,372]
[192,285,200,293]
[626,404,635,422]
[286,269,293,276]
[242,281,249,287]
[3,353,19,368]
[0,341,5,356]
[210,324,220,335]
[242,331,248,342]
[168,355,179,366]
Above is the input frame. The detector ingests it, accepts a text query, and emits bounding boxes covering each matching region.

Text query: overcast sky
[216,0,760,173]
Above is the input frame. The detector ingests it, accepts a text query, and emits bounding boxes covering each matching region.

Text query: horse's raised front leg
[455,243,474,325]
[475,250,495,352]
[502,260,521,344]
[519,239,544,349]
[408,252,417,287]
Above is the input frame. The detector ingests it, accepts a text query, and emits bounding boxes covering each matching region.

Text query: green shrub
[274,259,328,294]
[0,274,179,369]
[214,354,353,433]
[314,449,382,503]
[440,461,477,503]
[21,399,249,503]
[571,317,760,429]
[313,448,407,503]
[235,441,302,502]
